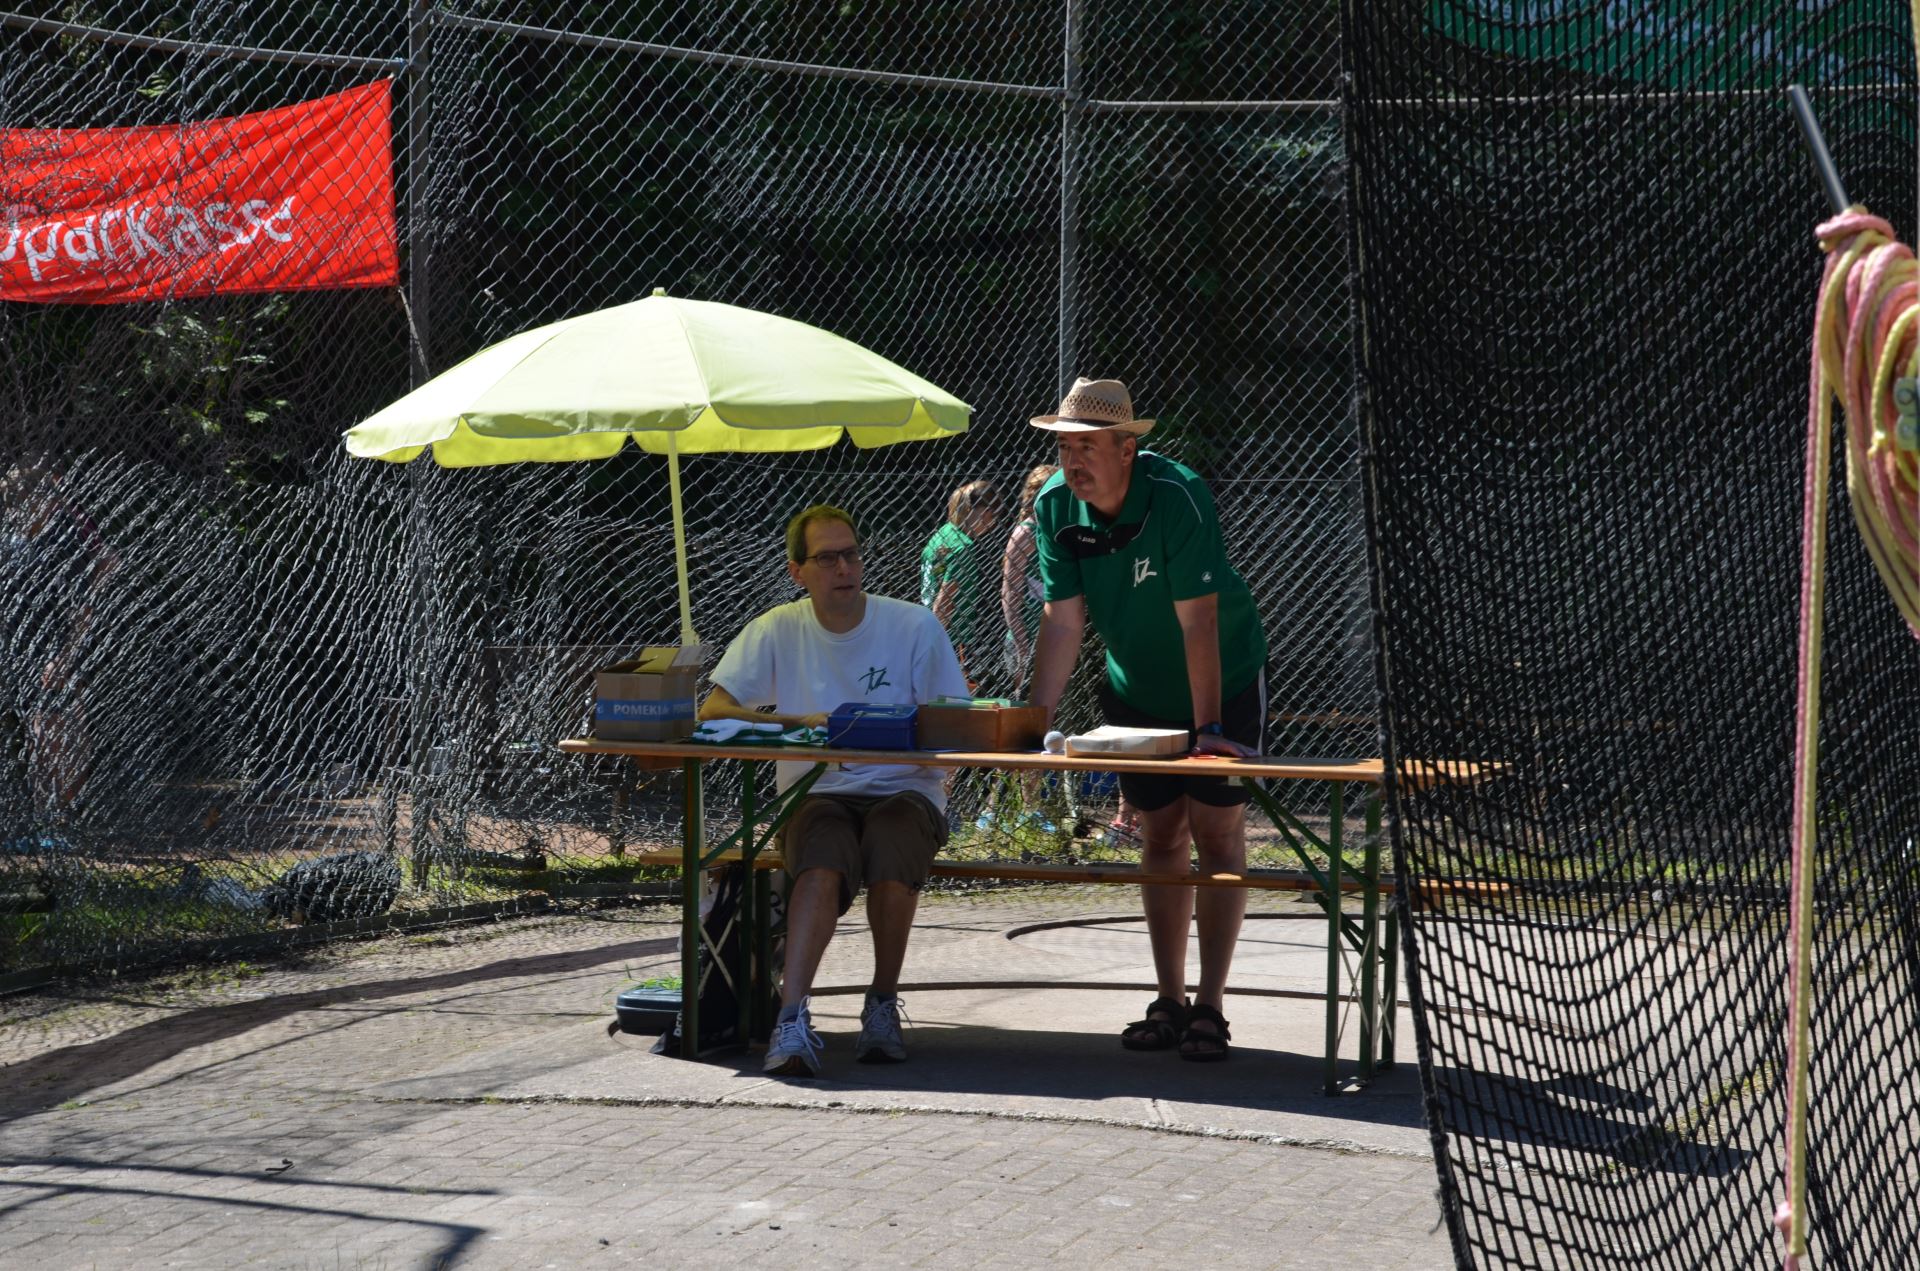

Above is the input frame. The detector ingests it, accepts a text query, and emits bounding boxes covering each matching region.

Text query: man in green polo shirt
[1026,377,1269,1063]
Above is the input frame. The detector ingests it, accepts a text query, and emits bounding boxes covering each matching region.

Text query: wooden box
[916,701,1047,752]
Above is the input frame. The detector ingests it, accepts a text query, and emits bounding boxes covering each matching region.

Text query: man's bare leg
[1184,798,1248,1049]
[779,867,843,1008]
[1133,797,1195,1037]
[865,880,919,995]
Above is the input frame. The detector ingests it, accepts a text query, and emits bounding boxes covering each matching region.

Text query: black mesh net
[1346,2,1920,1268]
[11,4,1916,1265]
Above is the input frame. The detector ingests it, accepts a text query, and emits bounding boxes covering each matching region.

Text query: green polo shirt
[920,520,993,655]
[1033,451,1266,720]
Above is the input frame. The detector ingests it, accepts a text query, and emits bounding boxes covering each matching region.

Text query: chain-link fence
[1,0,1367,978]
[9,4,1920,1266]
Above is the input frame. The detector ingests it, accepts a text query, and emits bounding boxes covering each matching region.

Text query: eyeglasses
[801,547,862,569]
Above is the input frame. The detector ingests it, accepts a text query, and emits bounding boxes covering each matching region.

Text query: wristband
[1195,721,1225,739]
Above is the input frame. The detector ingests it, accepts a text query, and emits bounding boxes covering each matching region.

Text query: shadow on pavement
[605,1016,1752,1177]
[0,935,674,1123]
[0,1171,484,1267]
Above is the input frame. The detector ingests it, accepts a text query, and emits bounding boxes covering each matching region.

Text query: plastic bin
[614,987,681,1035]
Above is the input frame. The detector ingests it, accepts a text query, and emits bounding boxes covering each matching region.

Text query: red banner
[0,81,398,304]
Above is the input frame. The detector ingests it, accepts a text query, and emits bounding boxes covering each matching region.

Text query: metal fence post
[405,0,436,887]
[407,1,433,379]
[1057,0,1084,393]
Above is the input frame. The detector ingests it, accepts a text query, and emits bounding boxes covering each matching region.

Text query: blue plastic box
[827,702,918,749]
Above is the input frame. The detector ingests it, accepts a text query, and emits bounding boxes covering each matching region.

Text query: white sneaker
[855,994,909,1064]
[763,1000,823,1077]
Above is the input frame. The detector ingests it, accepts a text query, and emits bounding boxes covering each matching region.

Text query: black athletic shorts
[1096,674,1267,812]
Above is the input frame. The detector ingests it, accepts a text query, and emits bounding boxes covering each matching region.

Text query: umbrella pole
[666,433,700,648]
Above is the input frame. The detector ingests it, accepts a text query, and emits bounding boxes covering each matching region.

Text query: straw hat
[1029,377,1154,435]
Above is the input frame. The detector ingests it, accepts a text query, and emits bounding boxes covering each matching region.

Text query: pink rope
[1783,208,1920,1269]
[1781,237,1840,1271]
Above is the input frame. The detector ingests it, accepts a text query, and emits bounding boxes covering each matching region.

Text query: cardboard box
[916,699,1048,752]
[593,645,705,741]
[1063,725,1189,757]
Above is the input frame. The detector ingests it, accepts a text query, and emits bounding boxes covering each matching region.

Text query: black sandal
[1178,1002,1232,1062]
[1120,996,1188,1051]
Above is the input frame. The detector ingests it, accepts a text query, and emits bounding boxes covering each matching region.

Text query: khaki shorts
[781,791,949,916]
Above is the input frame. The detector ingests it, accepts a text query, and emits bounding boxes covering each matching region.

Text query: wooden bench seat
[614,848,1508,907]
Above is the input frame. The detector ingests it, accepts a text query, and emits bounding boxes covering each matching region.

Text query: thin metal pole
[666,432,700,647]
[737,764,757,1046]
[1369,792,1394,1068]
[0,9,404,71]
[439,11,1060,100]
[407,1,434,385]
[403,1,437,885]
[1359,785,1380,1080]
[404,469,433,888]
[1324,781,1343,1095]
[1787,85,1852,216]
[1057,0,1084,393]
[681,759,704,1056]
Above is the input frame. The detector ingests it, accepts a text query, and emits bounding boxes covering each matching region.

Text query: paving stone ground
[0,894,1457,1269]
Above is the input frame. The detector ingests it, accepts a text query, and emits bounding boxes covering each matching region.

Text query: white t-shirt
[709,594,970,809]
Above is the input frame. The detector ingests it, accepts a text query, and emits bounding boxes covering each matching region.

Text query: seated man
[700,504,968,1077]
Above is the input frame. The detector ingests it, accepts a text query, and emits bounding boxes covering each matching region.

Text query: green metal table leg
[1373,792,1396,1069]
[1324,781,1343,1095]
[1382,905,1399,1069]
[752,862,774,1041]
[1244,783,1368,948]
[680,758,704,1058]
[736,763,758,1048]
[1358,788,1381,1083]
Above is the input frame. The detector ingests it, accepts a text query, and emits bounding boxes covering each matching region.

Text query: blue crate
[827,702,918,749]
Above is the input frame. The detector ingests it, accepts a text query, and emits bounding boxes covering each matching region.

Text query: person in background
[920,479,999,690]
[998,464,1057,686]
[1025,378,1269,1063]
[701,505,969,1078]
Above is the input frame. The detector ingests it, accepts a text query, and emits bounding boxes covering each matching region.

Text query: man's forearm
[1028,615,1081,721]
[698,689,822,729]
[1176,603,1223,726]
[701,702,809,727]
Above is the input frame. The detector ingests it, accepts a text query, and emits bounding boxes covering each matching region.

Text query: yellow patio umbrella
[345,289,971,645]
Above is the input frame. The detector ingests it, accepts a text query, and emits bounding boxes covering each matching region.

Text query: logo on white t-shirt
[860,665,892,692]
[1133,556,1157,587]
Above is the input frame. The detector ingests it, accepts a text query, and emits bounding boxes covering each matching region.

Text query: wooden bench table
[557,737,1496,1093]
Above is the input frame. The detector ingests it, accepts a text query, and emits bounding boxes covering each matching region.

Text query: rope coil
[1811,209,1920,636]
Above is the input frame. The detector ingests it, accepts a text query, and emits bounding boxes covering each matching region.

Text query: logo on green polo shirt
[1133,556,1157,587]
[860,665,891,692]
